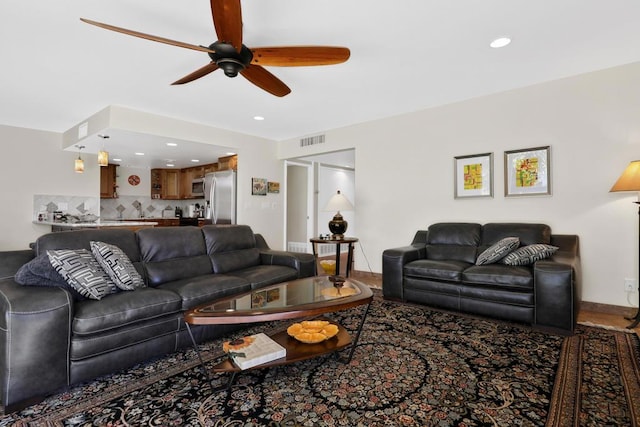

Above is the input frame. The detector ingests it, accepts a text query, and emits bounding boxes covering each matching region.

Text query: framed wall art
[268,181,280,193]
[504,146,551,197]
[251,177,267,196]
[454,152,493,198]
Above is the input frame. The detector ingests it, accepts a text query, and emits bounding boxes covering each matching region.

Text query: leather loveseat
[382,223,580,335]
[0,224,315,413]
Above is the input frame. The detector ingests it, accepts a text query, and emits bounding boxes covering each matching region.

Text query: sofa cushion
[462,264,533,290]
[137,227,207,262]
[158,274,251,310]
[202,225,261,273]
[72,287,183,335]
[47,249,118,300]
[229,265,299,289]
[137,227,212,286]
[34,229,141,261]
[475,237,520,265]
[14,253,87,300]
[91,241,145,291]
[144,256,213,287]
[502,244,559,266]
[426,223,481,263]
[481,223,551,246]
[404,259,471,282]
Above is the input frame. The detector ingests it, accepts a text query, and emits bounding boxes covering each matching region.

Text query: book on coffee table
[223,333,286,370]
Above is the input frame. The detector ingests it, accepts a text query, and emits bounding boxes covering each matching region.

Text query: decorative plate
[128,175,140,186]
[286,320,339,343]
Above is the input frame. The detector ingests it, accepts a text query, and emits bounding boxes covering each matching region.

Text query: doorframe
[284,160,315,252]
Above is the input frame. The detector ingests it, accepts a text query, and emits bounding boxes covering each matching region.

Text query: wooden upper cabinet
[100,164,118,199]
[162,169,181,199]
[149,155,236,200]
[218,155,237,171]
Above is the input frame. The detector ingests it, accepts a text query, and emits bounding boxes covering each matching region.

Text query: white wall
[279,61,640,308]
[117,165,149,197]
[0,125,99,250]
[0,110,286,251]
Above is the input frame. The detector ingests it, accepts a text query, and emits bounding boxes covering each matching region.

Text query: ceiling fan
[80,0,350,97]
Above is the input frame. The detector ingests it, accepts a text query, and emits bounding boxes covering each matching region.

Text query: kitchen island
[34,220,158,232]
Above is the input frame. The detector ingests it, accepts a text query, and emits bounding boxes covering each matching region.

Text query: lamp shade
[324,190,354,212]
[75,157,84,173]
[98,150,109,167]
[610,161,640,192]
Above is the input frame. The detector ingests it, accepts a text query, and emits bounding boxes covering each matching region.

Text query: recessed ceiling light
[253,116,265,121]
[191,159,200,163]
[135,152,144,156]
[166,163,175,167]
[490,37,511,48]
[166,143,177,147]
[113,158,122,162]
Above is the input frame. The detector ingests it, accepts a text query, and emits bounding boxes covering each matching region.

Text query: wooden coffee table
[183,276,373,387]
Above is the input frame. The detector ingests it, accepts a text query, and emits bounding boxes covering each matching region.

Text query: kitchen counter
[34,220,157,232]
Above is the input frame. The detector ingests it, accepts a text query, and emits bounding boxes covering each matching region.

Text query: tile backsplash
[33,195,99,221]
[34,194,206,221]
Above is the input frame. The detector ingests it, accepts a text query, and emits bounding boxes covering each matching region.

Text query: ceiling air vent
[300,134,325,147]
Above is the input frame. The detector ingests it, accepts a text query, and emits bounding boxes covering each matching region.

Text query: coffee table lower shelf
[212,322,352,374]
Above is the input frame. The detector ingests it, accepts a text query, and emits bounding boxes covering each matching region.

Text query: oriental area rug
[1,294,639,426]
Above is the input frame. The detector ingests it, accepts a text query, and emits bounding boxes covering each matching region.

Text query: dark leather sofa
[382,223,580,334]
[0,224,315,413]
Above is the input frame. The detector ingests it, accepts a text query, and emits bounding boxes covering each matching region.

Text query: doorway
[285,149,355,254]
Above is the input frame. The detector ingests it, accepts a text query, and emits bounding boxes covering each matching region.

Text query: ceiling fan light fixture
[490,37,511,48]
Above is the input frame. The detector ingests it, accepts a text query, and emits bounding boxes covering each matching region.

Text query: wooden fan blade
[210,0,243,52]
[172,62,219,85]
[251,46,350,66]
[240,65,291,97]
[80,18,215,54]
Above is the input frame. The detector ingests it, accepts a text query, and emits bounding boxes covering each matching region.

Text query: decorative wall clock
[128,175,140,186]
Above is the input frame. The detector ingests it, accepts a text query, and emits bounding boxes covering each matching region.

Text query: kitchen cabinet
[218,155,237,171]
[151,168,180,200]
[163,169,181,199]
[100,164,118,199]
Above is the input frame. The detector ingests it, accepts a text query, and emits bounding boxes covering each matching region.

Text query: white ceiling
[3,1,640,167]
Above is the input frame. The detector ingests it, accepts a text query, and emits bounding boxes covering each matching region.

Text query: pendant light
[75,145,85,173]
[98,134,109,166]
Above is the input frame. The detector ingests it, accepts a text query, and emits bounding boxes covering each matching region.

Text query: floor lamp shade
[610,160,640,328]
[610,161,640,193]
[324,190,354,239]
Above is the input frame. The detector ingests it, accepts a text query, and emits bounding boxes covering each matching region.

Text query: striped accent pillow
[502,244,559,266]
[475,237,520,265]
[47,249,118,300]
[91,241,145,291]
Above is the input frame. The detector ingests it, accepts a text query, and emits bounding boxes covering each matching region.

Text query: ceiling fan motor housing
[209,42,253,77]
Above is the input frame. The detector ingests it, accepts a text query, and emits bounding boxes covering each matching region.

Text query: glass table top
[185,276,372,324]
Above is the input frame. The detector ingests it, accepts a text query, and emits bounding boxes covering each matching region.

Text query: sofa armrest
[259,250,316,278]
[382,245,426,300]
[0,250,34,280]
[534,257,578,334]
[0,278,72,412]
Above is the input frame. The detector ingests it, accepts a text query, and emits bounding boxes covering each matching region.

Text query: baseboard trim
[581,301,637,317]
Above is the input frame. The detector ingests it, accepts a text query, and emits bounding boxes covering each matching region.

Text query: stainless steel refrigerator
[203,170,237,224]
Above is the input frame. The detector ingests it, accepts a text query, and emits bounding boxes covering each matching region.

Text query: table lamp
[324,190,354,240]
[610,160,640,328]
